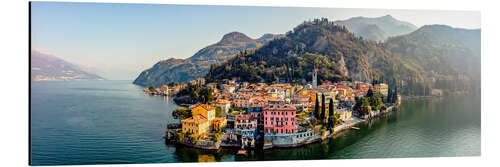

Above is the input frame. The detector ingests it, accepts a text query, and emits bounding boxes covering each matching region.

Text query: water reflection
[198,155,215,162]
[162,96,170,104]
[173,145,229,162]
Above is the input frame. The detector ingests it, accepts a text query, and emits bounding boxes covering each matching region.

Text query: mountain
[383,25,481,94]
[133,32,282,87]
[334,15,418,41]
[31,48,104,81]
[207,18,410,84]
[206,18,481,95]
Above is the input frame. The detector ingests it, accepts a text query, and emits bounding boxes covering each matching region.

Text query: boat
[351,127,360,130]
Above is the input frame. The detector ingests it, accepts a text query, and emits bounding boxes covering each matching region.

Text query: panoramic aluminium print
[29,1,481,165]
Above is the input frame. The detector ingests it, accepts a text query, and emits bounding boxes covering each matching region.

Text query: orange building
[192,104,216,125]
[181,115,209,136]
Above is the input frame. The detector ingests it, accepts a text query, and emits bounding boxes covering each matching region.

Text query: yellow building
[212,117,227,131]
[337,110,352,122]
[192,104,216,125]
[297,89,309,95]
[374,83,389,96]
[182,115,209,136]
[308,91,317,104]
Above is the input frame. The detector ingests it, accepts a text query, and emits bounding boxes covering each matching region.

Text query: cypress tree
[314,93,319,118]
[393,84,399,103]
[367,88,374,97]
[321,93,326,122]
[329,98,334,118]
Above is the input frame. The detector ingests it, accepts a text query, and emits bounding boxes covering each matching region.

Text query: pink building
[264,104,296,134]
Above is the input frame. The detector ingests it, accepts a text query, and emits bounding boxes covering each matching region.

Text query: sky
[30,2,481,80]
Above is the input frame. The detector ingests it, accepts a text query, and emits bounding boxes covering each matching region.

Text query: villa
[192,104,216,128]
[182,115,209,136]
[264,104,296,134]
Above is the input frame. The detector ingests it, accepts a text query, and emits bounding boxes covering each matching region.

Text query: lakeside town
[143,69,406,153]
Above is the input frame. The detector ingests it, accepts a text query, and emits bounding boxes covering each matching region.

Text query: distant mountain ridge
[334,15,418,41]
[133,32,282,87]
[383,24,481,93]
[31,48,104,81]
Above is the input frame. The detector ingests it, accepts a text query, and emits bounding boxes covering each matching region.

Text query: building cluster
[177,74,390,148]
[143,83,187,96]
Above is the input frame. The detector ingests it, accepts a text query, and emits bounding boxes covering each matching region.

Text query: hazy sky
[31,2,480,80]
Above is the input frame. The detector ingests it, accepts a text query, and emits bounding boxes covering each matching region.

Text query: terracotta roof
[235,114,253,121]
[194,104,216,111]
[213,117,226,122]
[249,104,265,108]
[183,114,208,124]
[264,104,296,111]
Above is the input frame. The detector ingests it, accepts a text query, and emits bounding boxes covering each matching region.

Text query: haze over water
[30,80,480,165]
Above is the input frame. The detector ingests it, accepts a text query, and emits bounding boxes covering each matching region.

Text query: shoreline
[266,105,397,150]
[165,105,398,151]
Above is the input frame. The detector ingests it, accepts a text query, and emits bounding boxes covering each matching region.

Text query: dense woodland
[173,83,214,105]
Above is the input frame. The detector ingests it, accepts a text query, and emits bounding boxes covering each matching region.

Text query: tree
[172,107,192,122]
[314,93,320,119]
[168,81,178,87]
[387,83,393,103]
[148,86,156,92]
[212,132,221,143]
[393,85,399,103]
[327,117,335,132]
[334,114,342,125]
[321,93,326,122]
[353,96,362,112]
[329,98,335,117]
[201,88,214,103]
[360,98,371,116]
[215,106,222,117]
[368,93,385,111]
[177,132,185,142]
[367,88,374,97]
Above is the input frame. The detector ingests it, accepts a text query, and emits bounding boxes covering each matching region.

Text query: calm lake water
[30,80,480,165]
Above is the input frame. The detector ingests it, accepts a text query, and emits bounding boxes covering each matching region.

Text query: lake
[30,80,480,165]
